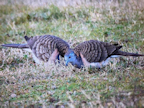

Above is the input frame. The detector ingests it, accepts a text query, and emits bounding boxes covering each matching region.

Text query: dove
[64,40,144,68]
[2,35,70,65]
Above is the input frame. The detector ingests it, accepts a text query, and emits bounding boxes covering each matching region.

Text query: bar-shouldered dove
[2,35,70,65]
[64,40,144,68]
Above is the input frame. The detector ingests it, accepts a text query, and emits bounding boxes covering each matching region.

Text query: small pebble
[11,93,17,98]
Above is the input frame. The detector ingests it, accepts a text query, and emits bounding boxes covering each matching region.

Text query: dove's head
[64,49,83,68]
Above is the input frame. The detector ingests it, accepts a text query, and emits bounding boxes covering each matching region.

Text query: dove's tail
[1,44,29,49]
[114,50,144,57]
[1,44,32,52]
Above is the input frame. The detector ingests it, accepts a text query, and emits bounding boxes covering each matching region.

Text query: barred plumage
[2,35,70,64]
[73,40,121,63]
[64,40,144,68]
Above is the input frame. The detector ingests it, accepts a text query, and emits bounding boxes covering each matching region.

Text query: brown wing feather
[25,35,69,62]
[101,42,120,56]
[99,42,108,62]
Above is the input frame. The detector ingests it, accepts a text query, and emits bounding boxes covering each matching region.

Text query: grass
[0,0,144,107]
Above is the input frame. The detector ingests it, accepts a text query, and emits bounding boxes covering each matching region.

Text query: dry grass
[0,0,144,107]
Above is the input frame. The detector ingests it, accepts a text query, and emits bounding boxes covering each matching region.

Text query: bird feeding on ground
[2,35,70,65]
[64,40,144,68]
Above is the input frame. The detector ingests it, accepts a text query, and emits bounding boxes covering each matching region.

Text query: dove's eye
[69,56,71,58]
